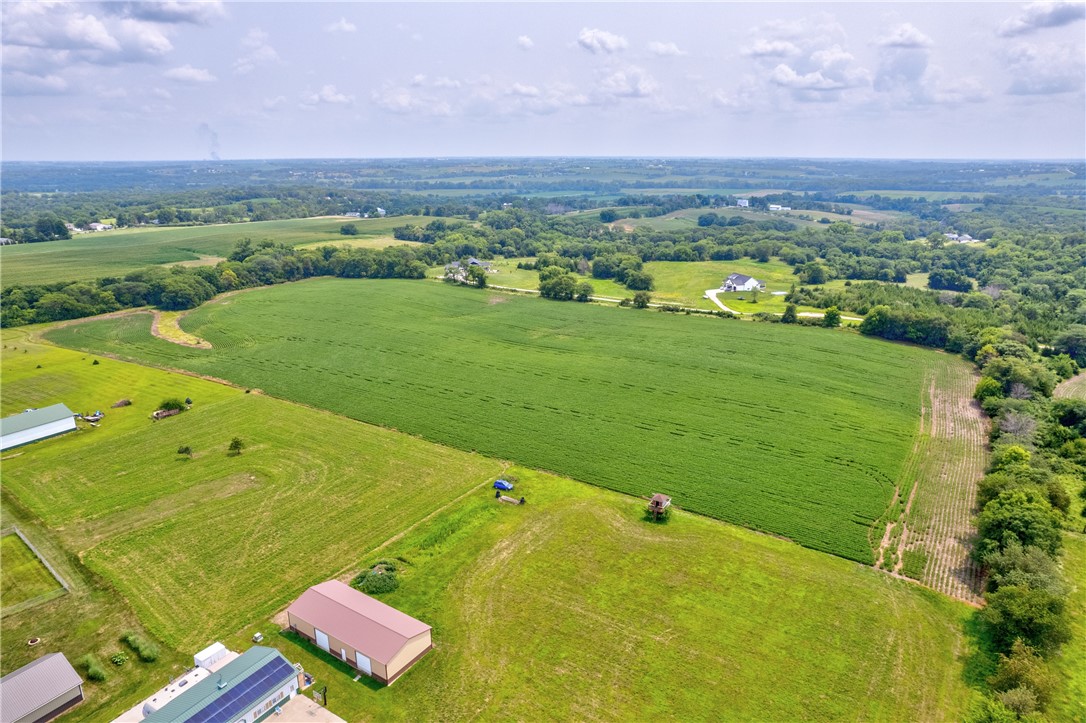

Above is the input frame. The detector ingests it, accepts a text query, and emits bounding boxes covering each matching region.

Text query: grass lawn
[0,532,64,609]
[463,257,827,314]
[46,279,948,564]
[1,325,501,721]
[236,468,980,722]
[0,216,443,288]
[1049,533,1086,721]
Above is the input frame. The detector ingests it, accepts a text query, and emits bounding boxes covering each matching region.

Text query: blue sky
[2,1,1084,160]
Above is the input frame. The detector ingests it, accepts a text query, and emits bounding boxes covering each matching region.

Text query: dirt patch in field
[487,295,509,305]
[881,361,987,605]
[151,311,211,349]
[1054,373,1086,400]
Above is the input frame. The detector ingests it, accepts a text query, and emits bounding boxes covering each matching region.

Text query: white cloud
[302,84,353,106]
[742,39,800,58]
[517,35,533,50]
[577,28,627,54]
[648,41,686,57]
[164,64,216,83]
[510,82,540,97]
[1001,42,1085,94]
[371,85,451,115]
[770,65,845,91]
[104,1,225,26]
[152,87,172,99]
[597,66,657,98]
[3,70,69,96]
[875,23,934,49]
[434,77,461,89]
[325,17,356,33]
[234,28,280,74]
[263,95,286,110]
[998,1,1086,37]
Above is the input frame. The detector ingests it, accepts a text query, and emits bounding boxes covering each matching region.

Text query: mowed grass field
[471,257,836,314]
[0,216,437,288]
[1,328,501,657]
[47,280,948,563]
[0,533,64,609]
[237,469,980,722]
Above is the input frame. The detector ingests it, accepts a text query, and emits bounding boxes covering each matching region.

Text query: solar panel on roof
[183,658,295,723]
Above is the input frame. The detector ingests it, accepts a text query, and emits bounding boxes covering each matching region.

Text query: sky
[2,1,1085,161]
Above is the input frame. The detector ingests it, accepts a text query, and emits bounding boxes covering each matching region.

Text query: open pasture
[0,215,436,288]
[47,280,949,563]
[0,532,64,611]
[1,327,500,655]
[239,469,979,722]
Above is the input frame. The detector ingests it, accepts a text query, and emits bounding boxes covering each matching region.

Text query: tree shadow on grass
[278,629,384,692]
[961,608,998,691]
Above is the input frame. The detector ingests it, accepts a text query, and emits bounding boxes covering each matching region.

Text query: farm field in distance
[471,257,840,314]
[0,215,440,288]
[47,279,952,564]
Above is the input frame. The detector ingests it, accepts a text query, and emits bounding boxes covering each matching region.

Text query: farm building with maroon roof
[286,580,432,685]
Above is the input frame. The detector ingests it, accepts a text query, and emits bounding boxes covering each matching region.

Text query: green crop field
[236,468,979,722]
[0,533,63,610]
[0,216,437,288]
[46,279,950,563]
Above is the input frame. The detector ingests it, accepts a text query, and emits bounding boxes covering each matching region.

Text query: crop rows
[880,359,986,603]
[47,279,941,563]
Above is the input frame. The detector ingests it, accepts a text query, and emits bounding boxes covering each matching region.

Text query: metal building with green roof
[142,647,300,723]
[0,403,77,451]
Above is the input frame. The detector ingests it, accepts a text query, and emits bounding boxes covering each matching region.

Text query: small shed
[0,653,84,723]
[648,493,671,520]
[193,641,229,671]
[0,404,77,451]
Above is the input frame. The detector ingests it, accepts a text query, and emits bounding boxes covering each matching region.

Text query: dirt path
[1054,373,1086,400]
[878,359,988,605]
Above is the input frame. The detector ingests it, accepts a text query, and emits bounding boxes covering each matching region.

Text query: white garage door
[315,629,329,652]
[355,651,371,675]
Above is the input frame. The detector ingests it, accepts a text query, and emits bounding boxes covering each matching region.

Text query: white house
[1,404,77,451]
[88,222,114,231]
[721,273,765,292]
[736,199,750,208]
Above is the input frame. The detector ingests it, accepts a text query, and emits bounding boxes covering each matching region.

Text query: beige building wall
[386,631,433,682]
[12,686,83,723]
[287,612,391,681]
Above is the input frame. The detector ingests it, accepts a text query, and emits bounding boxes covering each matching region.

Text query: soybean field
[0,216,434,288]
[47,279,949,563]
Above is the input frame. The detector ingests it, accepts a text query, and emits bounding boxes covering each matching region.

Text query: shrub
[228,437,244,455]
[177,445,193,458]
[158,398,186,412]
[352,568,399,595]
[988,639,1058,710]
[632,291,651,309]
[996,687,1037,717]
[110,652,129,666]
[983,584,1071,653]
[123,631,160,662]
[974,377,1004,402]
[77,654,107,682]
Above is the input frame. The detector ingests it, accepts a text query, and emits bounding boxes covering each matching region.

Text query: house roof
[650,493,671,505]
[726,273,753,285]
[0,403,75,436]
[0,653,83,723]
[287,581,431,665]
[143,646,296,723]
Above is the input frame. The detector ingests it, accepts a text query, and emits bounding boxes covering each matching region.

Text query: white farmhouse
[721,273,765,292]
[736,199,750,208]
